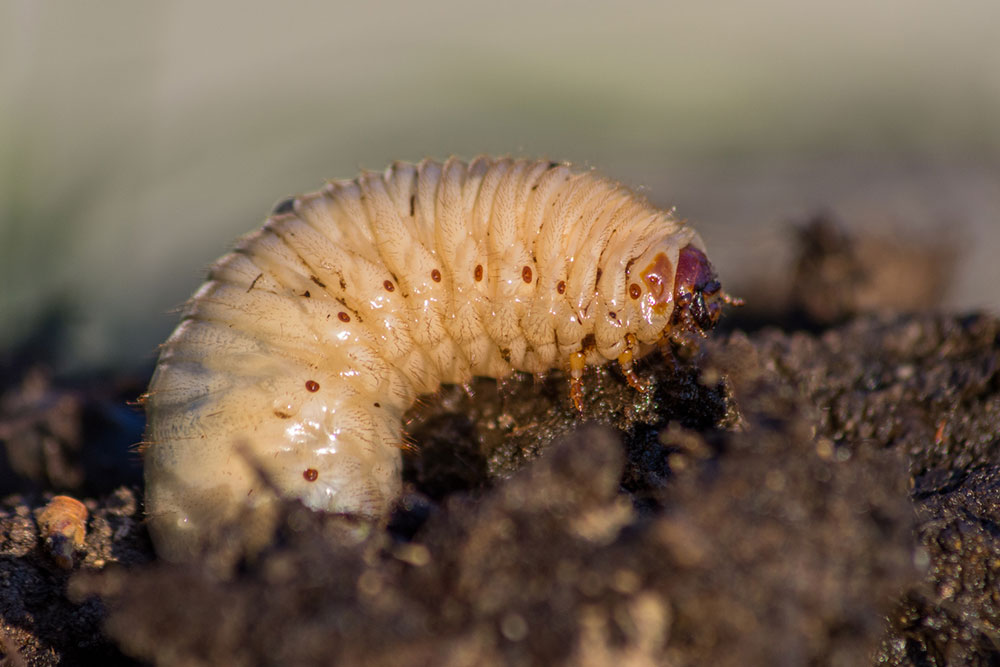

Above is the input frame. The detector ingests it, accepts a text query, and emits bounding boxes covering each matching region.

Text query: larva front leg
[569,334,647,413]
[616,333,648,393]
[569,350,587,412]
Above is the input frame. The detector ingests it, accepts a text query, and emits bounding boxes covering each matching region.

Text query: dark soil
[2,218,999,666]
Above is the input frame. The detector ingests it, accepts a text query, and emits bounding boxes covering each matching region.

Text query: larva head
[629,236,732,344]
[669,244,727,333]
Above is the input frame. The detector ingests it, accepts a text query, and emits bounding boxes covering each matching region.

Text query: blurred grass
[1,1,998,372]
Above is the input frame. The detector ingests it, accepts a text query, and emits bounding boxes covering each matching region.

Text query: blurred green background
[2,1,998,372]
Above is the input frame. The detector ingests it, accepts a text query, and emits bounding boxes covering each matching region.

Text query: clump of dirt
[789,214,956,326]
[2,219,999,666]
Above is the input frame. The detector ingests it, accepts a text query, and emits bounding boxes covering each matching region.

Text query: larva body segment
[144,156,731,561]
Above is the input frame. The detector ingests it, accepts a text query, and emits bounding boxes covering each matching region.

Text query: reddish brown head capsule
[671,244,724,332]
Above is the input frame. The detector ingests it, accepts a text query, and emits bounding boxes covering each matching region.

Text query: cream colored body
[144,156,701,561]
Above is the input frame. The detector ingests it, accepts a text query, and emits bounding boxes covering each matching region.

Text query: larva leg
[658,337,678,371]
[617,333,649,393]
[569,351,586,412]
[662,329,700,365]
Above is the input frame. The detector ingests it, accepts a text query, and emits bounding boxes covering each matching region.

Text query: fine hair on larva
[143,156,739,561]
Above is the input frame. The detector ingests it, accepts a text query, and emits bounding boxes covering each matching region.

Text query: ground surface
[1,221,999,666]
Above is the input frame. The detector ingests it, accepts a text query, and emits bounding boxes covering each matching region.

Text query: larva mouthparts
[143,156,739,561]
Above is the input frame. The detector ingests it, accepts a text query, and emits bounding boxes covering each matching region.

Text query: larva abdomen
[144,156,735,561]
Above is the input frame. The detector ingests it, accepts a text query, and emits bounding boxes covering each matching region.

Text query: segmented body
[144,156,723,561]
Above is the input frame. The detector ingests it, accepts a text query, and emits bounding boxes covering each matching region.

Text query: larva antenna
[720,290,745,307]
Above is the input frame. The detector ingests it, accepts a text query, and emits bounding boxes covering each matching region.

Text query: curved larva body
[144,156,713,561]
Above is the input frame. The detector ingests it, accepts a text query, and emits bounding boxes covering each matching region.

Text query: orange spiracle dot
[557,280,566,294]
[338,312,351,323]
[305,380,320,392]
[383,280,394,292]
[431,269,442,282]
[474,264,484,282]
[522,265,533,283]
[303,468,319,482]
[629,283,641,300]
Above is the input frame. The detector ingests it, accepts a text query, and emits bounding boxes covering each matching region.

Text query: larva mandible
[143,156,740,561]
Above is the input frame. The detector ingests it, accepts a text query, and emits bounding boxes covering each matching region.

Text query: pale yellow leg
[569,351,586,412]
[617,333,648,392]
[658,336,678,371]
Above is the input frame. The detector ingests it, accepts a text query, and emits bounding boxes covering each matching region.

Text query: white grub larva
[143,156,740,561]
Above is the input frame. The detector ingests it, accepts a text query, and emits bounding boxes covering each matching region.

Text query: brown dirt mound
[2,222,999,666]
